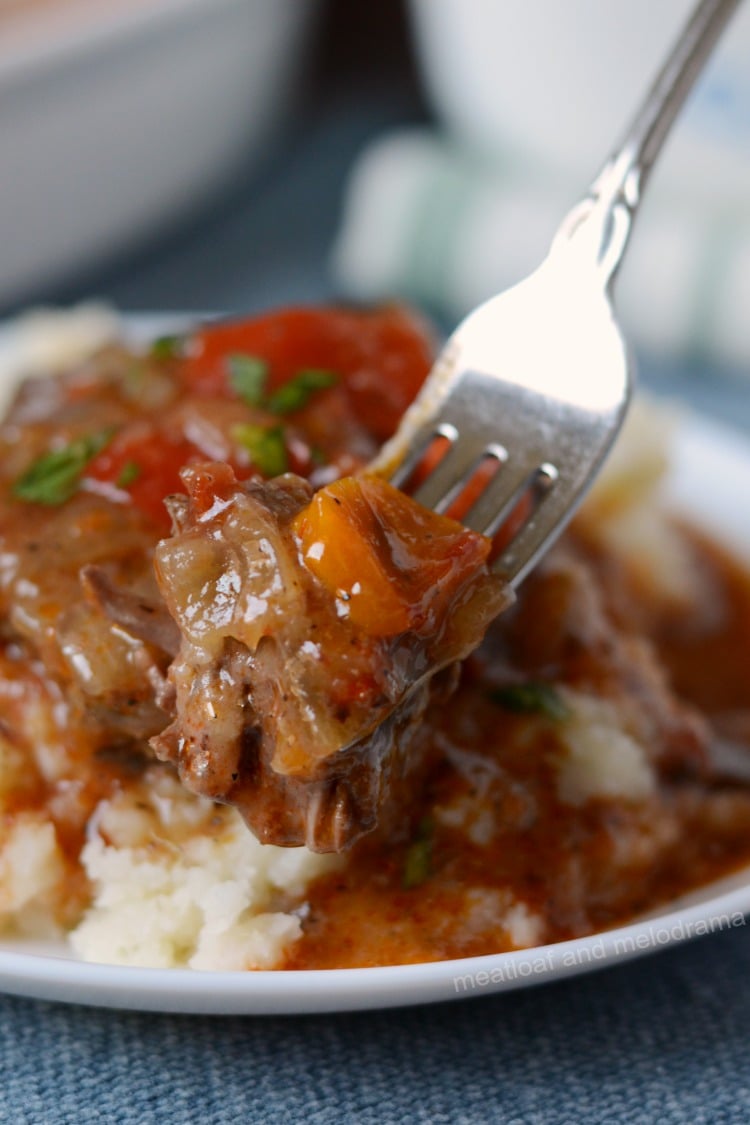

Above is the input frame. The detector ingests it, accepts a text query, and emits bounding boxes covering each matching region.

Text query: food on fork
[153,465,508,851]
[1,303,750,972]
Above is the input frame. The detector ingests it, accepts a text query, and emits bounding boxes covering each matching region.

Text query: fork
[373,0,741,589]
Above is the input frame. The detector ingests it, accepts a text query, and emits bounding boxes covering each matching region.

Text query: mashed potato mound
[70,768,340,970]
[0,303,120,415]
[0,813,67,937]
[556,692,657,806]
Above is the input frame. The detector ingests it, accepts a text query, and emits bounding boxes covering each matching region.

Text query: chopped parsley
[228,354,269,407]
[116,460,142,489]
[232,423,288,478]
[266,368,338,414]
[150,334,184,361]
[13,429,114,506]
[488,681,570,722]
[228,355,338,414]
[403,817,434,889]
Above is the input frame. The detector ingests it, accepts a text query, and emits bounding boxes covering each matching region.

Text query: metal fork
[373,0,740,589]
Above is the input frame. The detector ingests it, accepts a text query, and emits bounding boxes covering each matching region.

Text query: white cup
[408,0,750,209]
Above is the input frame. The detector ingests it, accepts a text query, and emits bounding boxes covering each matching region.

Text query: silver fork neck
[549,0,741,289]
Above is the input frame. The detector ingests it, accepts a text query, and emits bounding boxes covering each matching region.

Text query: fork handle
[554,0,741,283]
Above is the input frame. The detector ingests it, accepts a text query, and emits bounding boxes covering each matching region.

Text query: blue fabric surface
[1,926,749,1124]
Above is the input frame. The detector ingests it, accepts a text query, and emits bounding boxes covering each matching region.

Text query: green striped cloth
[332,129,750,371]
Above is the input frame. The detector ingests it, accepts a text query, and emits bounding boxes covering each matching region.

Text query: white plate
[0,0,318,304]
[0,397,749,1014]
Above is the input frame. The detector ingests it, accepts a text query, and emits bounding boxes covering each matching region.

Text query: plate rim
[0,872,748,1015]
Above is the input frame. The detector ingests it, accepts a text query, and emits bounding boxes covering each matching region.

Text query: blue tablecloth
[2,86,750,1125]
[1,926,749,1124]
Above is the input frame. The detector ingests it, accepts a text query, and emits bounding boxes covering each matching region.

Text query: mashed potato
[70,768,339,970]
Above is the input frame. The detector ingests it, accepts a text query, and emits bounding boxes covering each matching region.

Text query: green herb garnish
[266,368,338,414]
[488,682,570,722]
[232,424,288,478]
[116,460,142,489]
[403,817,434,890]
[150,334,184,361]
[227,356,338,415]
[228,354,269,407]
[13,429,114,506]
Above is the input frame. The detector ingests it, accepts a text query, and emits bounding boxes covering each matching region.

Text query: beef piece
[152,463,509,850]
[491,544,711,781]
[0,491,173,742]
[80,565,180,657]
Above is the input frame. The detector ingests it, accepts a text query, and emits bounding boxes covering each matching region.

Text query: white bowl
[407,0,750,208]
[0,0,318,305]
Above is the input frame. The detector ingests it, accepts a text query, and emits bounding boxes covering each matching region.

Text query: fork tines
[392,424,559,566]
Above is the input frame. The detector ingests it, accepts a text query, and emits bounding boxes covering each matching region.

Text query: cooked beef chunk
[151,463,509,850]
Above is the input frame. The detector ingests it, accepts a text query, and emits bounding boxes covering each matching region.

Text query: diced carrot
[292,474,491,637]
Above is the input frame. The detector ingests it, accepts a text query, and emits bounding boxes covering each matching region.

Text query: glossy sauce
[285,530,750,968]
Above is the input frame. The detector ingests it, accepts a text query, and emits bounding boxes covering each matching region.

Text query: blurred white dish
[407,0,750,206]
[0,0,318,305]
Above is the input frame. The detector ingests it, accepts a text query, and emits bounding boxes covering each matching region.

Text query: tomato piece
[180,305,434,440]
[84,424,201,531]
[177,461,240,521]
[292,475,492,637]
